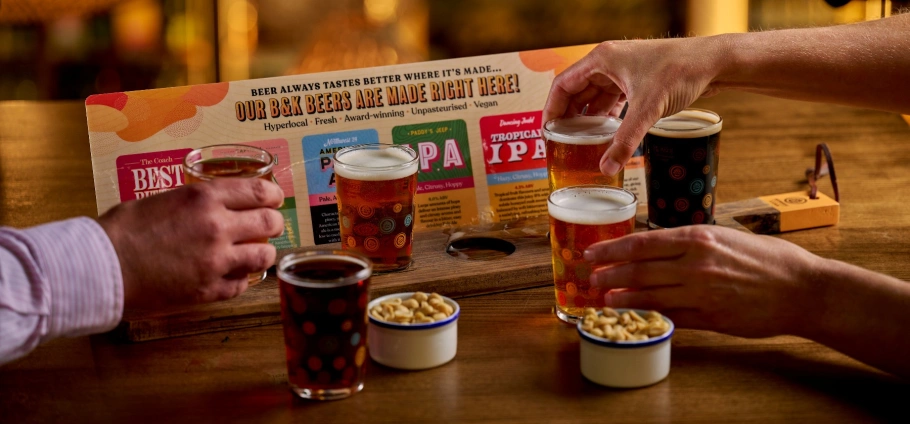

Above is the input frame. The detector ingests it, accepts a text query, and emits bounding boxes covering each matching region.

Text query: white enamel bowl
[367,292,459,370]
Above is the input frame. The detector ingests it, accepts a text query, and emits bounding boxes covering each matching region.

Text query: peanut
[372,292,455,325]
[580,307,670,342]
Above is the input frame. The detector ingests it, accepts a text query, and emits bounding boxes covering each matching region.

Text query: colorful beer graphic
[544,116,624,191]
[334,144,419,272]
[644,109,722,228]
[548,185,637,323]
[278,250,371,400]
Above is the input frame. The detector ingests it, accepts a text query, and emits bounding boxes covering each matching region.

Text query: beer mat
[117,195,835,342]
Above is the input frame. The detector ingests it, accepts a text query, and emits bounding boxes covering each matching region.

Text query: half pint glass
[183,144,278,285]
[333,144,418,272]
[544,116,624,191]
[644,109,722,228]
[548,185,637,323]
[278,250,371,400]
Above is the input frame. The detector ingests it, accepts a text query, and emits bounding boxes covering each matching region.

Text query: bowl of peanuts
[367,292,459,370]
[577,307,675,388]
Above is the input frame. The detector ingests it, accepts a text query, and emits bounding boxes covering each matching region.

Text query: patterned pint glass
[548,185,637,323]
[644,109,722,228]
[333,144,419,272]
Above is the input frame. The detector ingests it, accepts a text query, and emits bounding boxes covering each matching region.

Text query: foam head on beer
[544,115,622,145]
[334,146,419,180]
[547,185,637,225]
[648,109,722,138]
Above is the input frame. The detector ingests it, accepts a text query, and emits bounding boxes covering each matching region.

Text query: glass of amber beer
[548,185,637,323]
[333,144,418,272]
[278,250,371,400]
[183,144,278,284]
[644,109,722,228]
[544,116,624,191]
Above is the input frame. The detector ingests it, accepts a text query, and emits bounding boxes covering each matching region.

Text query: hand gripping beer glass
[278,250,371,400]
[333,144,419,272]
[548,185,637,323]
[644,109,722,228]
[544,116,624,191]
[183,144,279,285]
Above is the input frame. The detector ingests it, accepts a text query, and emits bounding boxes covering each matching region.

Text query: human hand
[584,225,826,339]
[542,36,727,176]
[97,178,285,310]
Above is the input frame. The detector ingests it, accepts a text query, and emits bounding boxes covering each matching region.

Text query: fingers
[584,227,704,265]
[229,242,277,275]
[590,260,689,290]
[600,98,662,176]
[604,285,696,311]
[209,178,285,210]
[543,56,621,124]
[226,208,285,243]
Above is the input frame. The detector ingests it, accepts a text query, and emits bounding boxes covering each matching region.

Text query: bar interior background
[0,0,905,101]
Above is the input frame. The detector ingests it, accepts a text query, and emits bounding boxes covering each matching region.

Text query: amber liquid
[549,216,634,320]
[279,258,370,399]
[336,172,417,272]
[546,139,624,191]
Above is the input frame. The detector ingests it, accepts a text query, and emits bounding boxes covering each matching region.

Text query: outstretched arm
[543,13,910,176]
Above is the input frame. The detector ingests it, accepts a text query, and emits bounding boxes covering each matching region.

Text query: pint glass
[333,144,419,272]
[183,144,278,284]
[544,116,624,191]
[644,109,722,228]
[548,185,637,323]
[278,250,371,400]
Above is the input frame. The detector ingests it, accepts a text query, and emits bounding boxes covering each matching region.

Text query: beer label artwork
[86,44,644,247]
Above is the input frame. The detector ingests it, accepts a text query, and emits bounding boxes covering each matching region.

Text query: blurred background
[0,0,904,101]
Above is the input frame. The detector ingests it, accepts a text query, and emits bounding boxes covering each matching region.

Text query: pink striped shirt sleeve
[0,217,123,365]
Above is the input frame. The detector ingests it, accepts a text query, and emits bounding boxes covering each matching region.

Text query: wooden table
[1,93,908,423]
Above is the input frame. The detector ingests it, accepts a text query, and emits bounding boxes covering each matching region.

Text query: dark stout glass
[278,250,372,400]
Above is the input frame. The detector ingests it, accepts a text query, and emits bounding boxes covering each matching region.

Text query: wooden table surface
[1,93,909,423]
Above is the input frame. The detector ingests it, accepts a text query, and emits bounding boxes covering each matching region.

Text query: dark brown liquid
[279,257,370,394]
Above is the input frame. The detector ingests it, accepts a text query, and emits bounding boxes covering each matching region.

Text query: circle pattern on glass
[702,194,713,209]
[669,165,686,180]
[703,165,711,175]
[342,216,351,229]
[358,205,374,218]
[354,223,378,237]
[692,148,707,161]
[561,248,573,261]
[393,203,403,213]
[651,179,661,190]
[554,258,565,276]
[557,290,567,306]
[394,232,407,249]
[690,179,705,194]
[346,236,356,248]
[404,214,413,227]
[656,198,666,209]
[566,282,577,296]
[692,210,705,224]
[364,237,380,252]
[379,218,396,234]
[711,176,717,187]
[674,198,690,212]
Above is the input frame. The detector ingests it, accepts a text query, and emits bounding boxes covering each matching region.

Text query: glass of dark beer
[644,109,722,228]
[278,250,372,400]
[544,116,624,191]
[183,144,279,284]
[548,185,637,323]
[333,144,418,272]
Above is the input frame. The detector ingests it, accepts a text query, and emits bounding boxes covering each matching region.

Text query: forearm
[0,218,124,366]
[799,257,910,378]
[711,13,910,114]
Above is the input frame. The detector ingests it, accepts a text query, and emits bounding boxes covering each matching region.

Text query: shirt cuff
[25,217,124,339]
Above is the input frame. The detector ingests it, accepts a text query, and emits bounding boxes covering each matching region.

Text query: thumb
[601,101,659,176]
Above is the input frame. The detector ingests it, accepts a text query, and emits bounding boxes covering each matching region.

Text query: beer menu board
[86,44,645,247]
